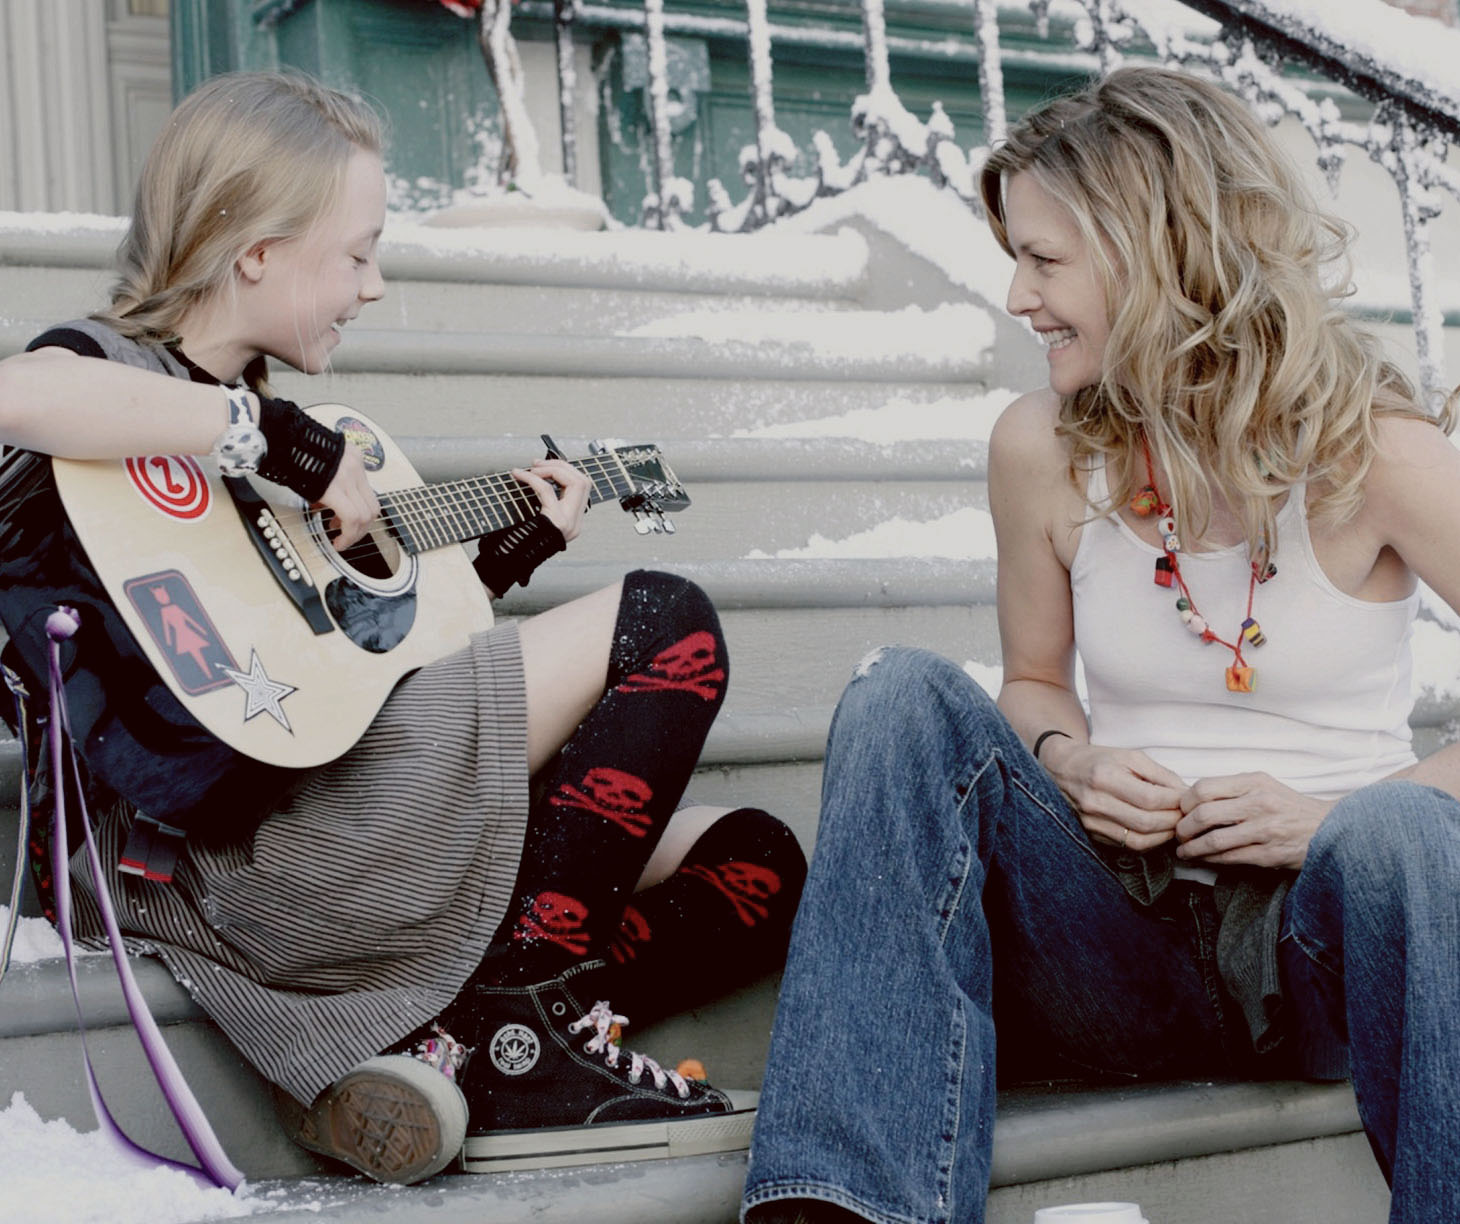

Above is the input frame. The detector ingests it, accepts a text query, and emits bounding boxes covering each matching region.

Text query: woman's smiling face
[1002,170,1113,397]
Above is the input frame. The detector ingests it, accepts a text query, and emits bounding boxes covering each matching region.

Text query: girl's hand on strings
[513,459,592,544]
[317,445,379,552]
[1176,772,1332,869]
[1040,738,1184,852]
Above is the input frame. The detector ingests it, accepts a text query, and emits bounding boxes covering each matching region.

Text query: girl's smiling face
[1002,171,1113,397]
[249,147,387,374]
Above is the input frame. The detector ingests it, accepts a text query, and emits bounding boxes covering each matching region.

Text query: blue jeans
[740,648,1460,1224]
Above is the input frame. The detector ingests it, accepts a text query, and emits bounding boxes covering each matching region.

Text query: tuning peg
[634,513,654,535]
[588,439,608,455]
[661,515,675,534]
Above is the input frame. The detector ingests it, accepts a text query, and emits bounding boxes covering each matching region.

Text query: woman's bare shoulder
[989,388,1065,472]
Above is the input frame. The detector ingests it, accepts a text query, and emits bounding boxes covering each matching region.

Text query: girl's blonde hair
[97,71,383,389]
[980,66,1446,561]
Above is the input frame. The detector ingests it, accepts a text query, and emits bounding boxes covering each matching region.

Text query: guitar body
[51,405,494,770]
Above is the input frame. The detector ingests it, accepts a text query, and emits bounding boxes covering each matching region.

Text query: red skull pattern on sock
[549,766,655,837]
[616,631,726,702]
[514,890,591,956]
[609,903,653,964]
[682,861,782,927]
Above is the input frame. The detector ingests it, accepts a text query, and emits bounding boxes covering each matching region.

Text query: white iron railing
[525,0,1459,407]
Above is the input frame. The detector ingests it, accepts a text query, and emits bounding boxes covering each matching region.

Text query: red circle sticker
[125,455,212,521]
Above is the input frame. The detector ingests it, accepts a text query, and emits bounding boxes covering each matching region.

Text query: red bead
[1130,486,1159,515]
[1154,555,1175,587]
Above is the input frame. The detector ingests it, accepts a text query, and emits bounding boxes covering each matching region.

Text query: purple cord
[45,606,244,1191]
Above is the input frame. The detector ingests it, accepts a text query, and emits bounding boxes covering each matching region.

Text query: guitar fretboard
[378,454,630,554]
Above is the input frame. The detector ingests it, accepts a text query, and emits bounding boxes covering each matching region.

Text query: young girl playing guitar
[0,71,804,1185]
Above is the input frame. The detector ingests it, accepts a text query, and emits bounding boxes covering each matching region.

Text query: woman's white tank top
[1070,461,1417,800]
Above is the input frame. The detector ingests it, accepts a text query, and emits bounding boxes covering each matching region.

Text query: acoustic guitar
[49,404,689,770]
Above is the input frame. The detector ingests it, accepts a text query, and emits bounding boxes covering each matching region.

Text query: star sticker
[222,649,297,732]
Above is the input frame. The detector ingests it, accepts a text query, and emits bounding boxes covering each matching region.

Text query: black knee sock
[594,807,808,1026]
[484,571,729,984]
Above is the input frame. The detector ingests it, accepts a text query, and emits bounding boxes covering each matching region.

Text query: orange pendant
[1225,665,1256,693]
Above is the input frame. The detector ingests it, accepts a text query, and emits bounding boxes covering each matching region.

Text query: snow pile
[748,507,996,561]
[782,175,1015,305]
[627,301,995,365]
[0,903,69,963]
[735,388,1015,442]
[0,211,124,237]
[0,1094,268,1224]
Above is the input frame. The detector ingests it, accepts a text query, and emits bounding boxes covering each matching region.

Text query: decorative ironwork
[527,0,1458,400]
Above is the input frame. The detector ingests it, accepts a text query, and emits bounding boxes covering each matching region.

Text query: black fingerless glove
[472,514,567,596]
[256,396,347,503]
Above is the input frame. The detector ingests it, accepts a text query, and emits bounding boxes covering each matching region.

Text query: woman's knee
[1310,780,1460,887]
[834,646,997,732]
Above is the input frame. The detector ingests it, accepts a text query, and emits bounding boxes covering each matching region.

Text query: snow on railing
[528,0,1457,401]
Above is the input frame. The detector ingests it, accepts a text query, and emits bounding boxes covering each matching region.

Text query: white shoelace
[568,1000,692,1098]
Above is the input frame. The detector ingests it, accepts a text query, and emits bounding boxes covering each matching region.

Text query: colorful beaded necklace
[1131,437,1273,693]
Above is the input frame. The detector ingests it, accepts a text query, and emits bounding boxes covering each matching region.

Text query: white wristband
[212,385,266,476]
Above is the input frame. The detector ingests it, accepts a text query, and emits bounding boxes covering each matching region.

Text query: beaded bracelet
[211,385,266,477]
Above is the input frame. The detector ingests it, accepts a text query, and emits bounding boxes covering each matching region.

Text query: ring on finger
[1120,827,1130,849]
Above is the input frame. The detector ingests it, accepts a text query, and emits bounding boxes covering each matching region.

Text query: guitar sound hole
[339,529,395,581]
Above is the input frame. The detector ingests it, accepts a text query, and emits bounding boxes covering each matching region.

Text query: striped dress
[71,623,530,1105]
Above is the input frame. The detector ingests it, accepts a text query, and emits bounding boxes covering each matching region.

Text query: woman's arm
[990,391,1184,849]
[1176,414,1460,868]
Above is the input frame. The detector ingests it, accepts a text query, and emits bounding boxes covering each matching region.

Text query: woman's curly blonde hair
[96,71,383,392]
[980,65,1448,563]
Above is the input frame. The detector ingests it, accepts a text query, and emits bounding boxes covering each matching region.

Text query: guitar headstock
[589,442,691,535]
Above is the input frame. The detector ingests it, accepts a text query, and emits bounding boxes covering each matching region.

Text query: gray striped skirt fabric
[70,622,530,1104]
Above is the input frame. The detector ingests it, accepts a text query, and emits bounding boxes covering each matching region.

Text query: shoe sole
[461,1105,757,1173]
[285,1057,468,1184]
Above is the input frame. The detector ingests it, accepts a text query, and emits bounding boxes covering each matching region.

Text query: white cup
[1033,1204,1148,1224]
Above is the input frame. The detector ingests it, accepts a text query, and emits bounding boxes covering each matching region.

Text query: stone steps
[0,194,1416,1221]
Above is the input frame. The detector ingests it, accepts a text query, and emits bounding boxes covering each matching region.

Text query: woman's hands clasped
[1041,737,1330,869]
[1039,738,1184,852]
[1175,772,1330,870]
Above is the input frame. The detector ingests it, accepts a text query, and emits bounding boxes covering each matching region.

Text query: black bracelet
[472,514,567,596]
[1032,729,1073,760]
[255,396,347,504]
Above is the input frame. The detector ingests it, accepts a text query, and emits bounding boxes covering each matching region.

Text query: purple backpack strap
[1,663,34,985]
[42,606,244,1190]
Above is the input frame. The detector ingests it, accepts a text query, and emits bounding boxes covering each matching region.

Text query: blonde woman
[0,71,805,1185]
[743,67,1459,1224]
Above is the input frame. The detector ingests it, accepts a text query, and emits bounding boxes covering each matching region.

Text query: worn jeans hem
[742,1181,926,1224]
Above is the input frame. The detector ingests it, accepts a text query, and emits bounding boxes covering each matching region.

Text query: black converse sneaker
[454,961,757,1173]
[276,1025,469,1184]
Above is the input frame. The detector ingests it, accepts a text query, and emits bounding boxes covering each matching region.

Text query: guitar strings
[256,454,654,563]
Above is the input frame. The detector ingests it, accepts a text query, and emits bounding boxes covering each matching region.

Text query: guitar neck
[378,454,626,555]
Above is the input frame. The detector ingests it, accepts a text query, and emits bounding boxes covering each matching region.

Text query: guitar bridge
[224,476,334,635]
